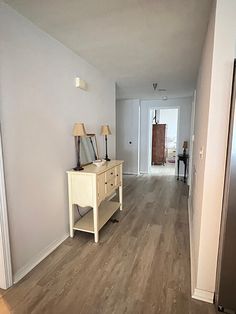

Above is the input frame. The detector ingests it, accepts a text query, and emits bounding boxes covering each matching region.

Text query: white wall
[116,99,140,174]
[189,2,215,300]
[140,98,192,173]
[0,3,115,279]
[189,0,236,302]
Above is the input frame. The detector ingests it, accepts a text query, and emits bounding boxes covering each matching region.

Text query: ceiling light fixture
[153,83,158,91]
[75,77,87,90]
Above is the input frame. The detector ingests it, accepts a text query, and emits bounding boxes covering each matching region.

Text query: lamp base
[73,166,84,171]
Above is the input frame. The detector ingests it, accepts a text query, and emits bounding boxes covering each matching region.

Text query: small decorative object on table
[73,123,87,171]
[183,141,188,155]
[93,159,106,167]
[101,125,111,161]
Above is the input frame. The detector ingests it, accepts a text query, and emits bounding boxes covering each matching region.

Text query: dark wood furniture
[177,153,189,183]
[152,124,166,165]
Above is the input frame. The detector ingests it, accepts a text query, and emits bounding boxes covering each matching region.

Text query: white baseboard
[13,233,68,284]
[192,288,214,303]
[188,199,214,304]
[123,172,139,175]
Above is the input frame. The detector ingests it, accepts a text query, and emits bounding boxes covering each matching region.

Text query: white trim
[188,198,196,298]
[123,172,139,175]
[176,107,180,175]
[192,288,214,303]
[14,233,68,284]
[188,91,196,188]
[137,100,141,175]
[0,128,12,289]
[148,108,153,174]
[117,95,193,102]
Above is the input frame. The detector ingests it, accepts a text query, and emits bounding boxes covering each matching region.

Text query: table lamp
[73,123,87,171]
[183,141,188,155]
[101,125,111,161]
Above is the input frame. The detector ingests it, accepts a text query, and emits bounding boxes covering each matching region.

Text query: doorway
[149,108,179,175]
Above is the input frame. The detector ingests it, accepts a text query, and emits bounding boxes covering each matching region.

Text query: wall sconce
[75,77,87,91]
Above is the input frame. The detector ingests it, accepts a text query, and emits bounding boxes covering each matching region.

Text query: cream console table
[67,160,124,242]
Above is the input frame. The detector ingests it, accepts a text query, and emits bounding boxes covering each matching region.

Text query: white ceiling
[5,0,212,99]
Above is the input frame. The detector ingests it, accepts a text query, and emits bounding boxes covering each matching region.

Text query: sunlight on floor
[0,297,11,314]
[150,163,176,176]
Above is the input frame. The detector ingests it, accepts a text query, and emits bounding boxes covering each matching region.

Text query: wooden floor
[0,175,217,314]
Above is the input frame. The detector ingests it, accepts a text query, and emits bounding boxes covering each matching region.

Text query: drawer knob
[105,182,107,185]
[111,172,113,175]
[116,174,119,177]
[111,183,113,186]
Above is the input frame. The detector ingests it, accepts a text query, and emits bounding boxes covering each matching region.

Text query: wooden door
[152,124,166,165]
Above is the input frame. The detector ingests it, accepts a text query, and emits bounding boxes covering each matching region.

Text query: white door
[116,100,140,174]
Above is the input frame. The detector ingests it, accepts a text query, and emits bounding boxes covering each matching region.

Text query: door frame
[188,90,196,189]
[148,106,180,174]
[0,127,12,289]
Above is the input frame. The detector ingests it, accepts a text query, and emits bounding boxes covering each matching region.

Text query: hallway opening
[149,107,179,176]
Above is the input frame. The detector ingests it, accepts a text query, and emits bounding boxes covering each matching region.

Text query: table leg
[93,203,99,243]
[119,185,123,211]
[177,159,180,180]
[184,160,187,183]
[69,203,74,238]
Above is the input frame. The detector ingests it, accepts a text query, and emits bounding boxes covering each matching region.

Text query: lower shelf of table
[73,200,121,233]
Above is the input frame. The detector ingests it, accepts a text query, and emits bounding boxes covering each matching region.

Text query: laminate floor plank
[0,175,216,314]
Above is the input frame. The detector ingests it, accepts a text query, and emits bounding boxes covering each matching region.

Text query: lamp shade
[101,125,111,136]
[183,141,188,149]
[73,123,87,136]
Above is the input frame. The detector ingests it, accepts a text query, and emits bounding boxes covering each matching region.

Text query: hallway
[0,175,216,314]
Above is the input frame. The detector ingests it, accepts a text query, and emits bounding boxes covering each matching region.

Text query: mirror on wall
[80,134,98,166]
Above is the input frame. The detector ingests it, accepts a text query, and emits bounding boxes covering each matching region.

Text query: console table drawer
[105,168,116,181]
[105,177,116,194]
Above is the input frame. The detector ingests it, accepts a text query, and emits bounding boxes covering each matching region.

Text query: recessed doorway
[149,107,179,175]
